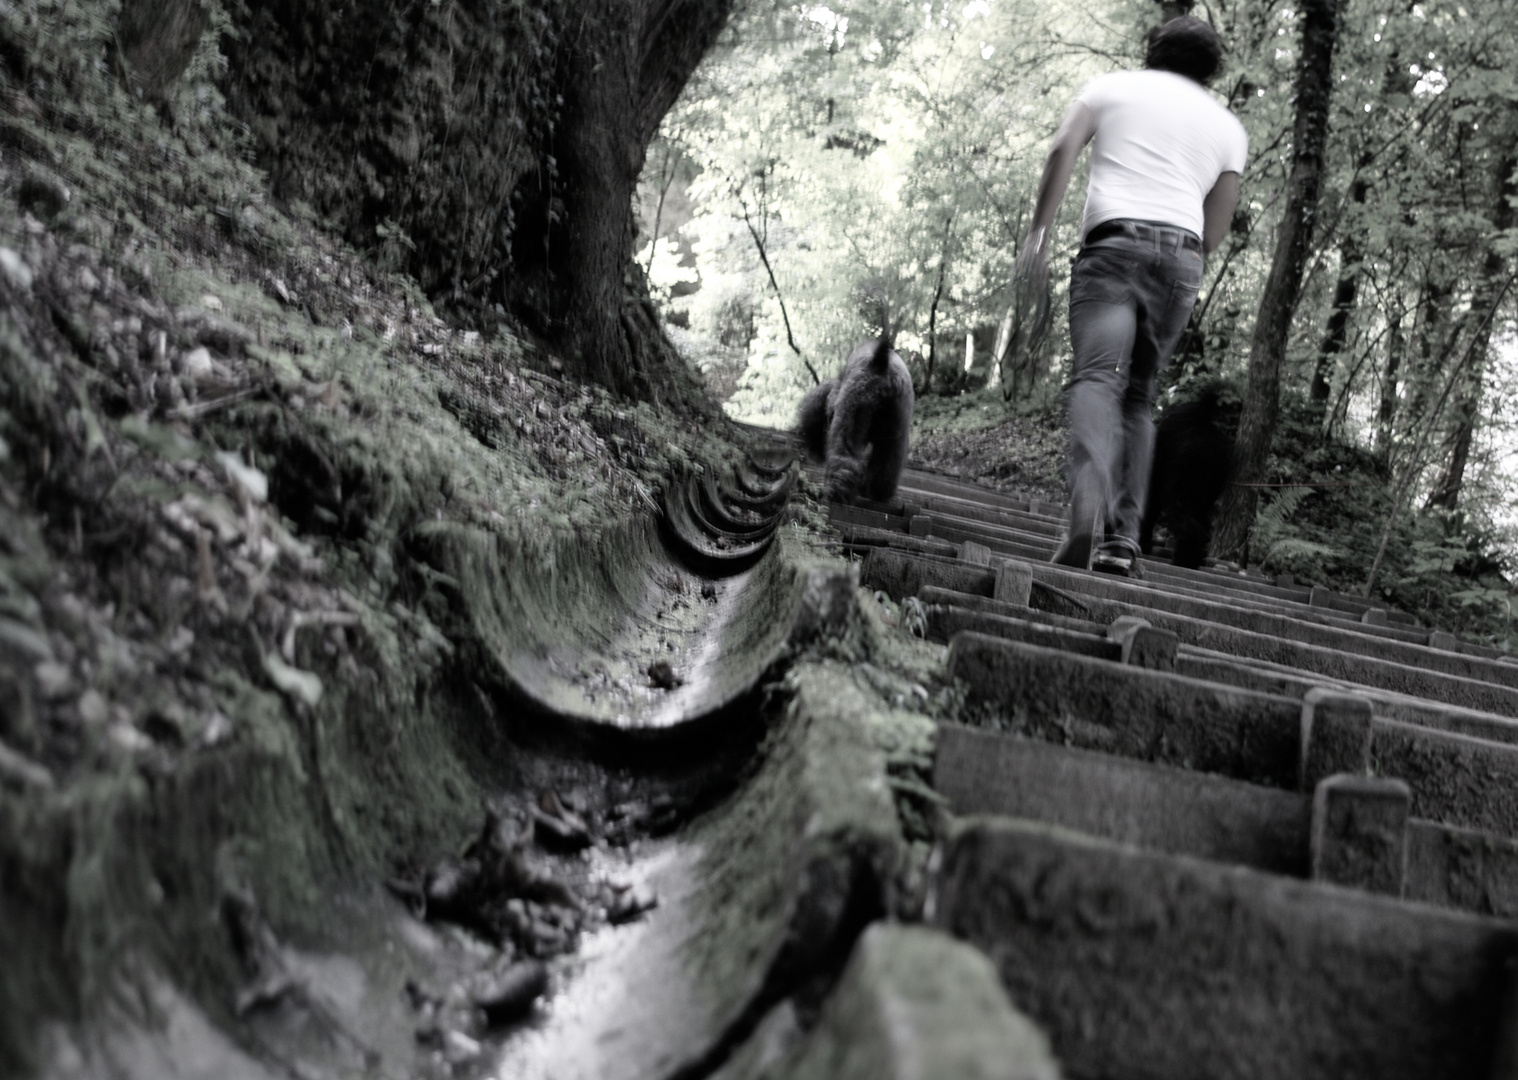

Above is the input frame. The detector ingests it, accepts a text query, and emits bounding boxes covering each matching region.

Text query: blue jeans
[1064,220,1204,553]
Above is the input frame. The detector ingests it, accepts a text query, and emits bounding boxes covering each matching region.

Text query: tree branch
[738,195,817,384]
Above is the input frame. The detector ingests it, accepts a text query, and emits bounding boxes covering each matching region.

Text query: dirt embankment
[0,3,751,1073]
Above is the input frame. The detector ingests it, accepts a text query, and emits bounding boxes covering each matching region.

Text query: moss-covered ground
[0,3,773,1074]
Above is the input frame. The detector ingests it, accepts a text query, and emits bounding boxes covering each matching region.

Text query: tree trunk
[1212,0,1340,561]
[1404,265,1455,440]
[524,0,737,395]
[1425,134,1515,510]
[222,0,735,399]
[1309,176,1368,405]
[1376,311,1404,461]
[1312,51,1415,407]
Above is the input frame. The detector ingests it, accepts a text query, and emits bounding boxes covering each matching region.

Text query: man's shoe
[1051,468,1103,570]
[1092,541,1144,579]
[1052,530,1096,569]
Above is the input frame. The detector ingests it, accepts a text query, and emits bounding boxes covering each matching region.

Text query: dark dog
[1140,382,1237,569]
[797,327,914,504]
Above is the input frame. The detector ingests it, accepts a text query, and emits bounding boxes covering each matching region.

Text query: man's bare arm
[1022,101,1097,260]
[1201,171,1240,254]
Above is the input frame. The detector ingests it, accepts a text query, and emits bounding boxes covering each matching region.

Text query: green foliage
[1250,486,1337,578]
[1243,394,1515,648]
[1394,511,1516,648]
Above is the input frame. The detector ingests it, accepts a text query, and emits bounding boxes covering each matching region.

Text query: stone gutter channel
[51,439,1518,1079]
[436,447,1058,1080]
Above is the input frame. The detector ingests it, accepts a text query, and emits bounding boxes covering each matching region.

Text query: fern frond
[1252,486,1313,555]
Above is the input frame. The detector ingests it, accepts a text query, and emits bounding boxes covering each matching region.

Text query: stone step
[948,631,1518,837]
[936,724,1310,877]
[895,469,1038,513]
[929,817,1518,1080]
[1409,820,1518,919]
[921,584,1518,754]
[1013,562,1518,716]
[911,495,1066,538]
[909,514,1054,562]
[934,724,1518,917]
[916,586,1105,636]
[925,600,1178,668]
[861,547,996,603]
[1176,645,1518,747]
[827,503,908,532]
[924,605,1119,663]
[908,502,1423,630]
[714,923,1063,1080]
[1136,568,1430,644]
[863,547,1510,714]
[920,514,1419,639]
[834,524,959,561]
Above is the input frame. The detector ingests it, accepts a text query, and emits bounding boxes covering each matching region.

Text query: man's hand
[1014,226,1049,282]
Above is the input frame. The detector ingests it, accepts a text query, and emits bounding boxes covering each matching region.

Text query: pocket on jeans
[1070,249,1137,307]
[1176,248,1205,289]
[1160,277,1201,342]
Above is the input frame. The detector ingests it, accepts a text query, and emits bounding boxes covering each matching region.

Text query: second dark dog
[797,329,914,504]
[1140,381,1237,569]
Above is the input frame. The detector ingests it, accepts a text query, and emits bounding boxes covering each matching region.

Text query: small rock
[424,858,477,913]
[139,706,188,747]
[442,1029,482,1065]
[647,659,681,690]
[530,917,569,954]
[473,959,548,1025]
[261,651,322,707]
[179,346,214,382]
[404,978,439,1014]
[199,293,224,312]
[502,898,531,937]
[108,722,153,754]
[217,451,269,503]
[199,711,234,747]
[700,582,718,601]
[608,884,658,925]
[33,660,73,701]
[18,168,69,219]
[532,790,591,851]
[0,247,33,290]
[77,689,109,727]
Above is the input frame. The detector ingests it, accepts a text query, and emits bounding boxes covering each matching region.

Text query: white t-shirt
[1074,69,1248,240]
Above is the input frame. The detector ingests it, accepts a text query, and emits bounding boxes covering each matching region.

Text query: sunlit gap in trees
[635,0,1119,429]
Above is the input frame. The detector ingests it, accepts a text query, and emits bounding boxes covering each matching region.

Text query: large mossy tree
[220,0,737,400]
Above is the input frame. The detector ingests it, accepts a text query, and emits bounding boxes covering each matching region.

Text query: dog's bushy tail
[797,379,835,461]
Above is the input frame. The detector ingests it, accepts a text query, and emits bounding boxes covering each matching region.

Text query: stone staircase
[834,463,1518,1080]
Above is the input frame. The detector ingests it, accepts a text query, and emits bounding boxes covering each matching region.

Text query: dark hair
[1145,16,1224,85]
